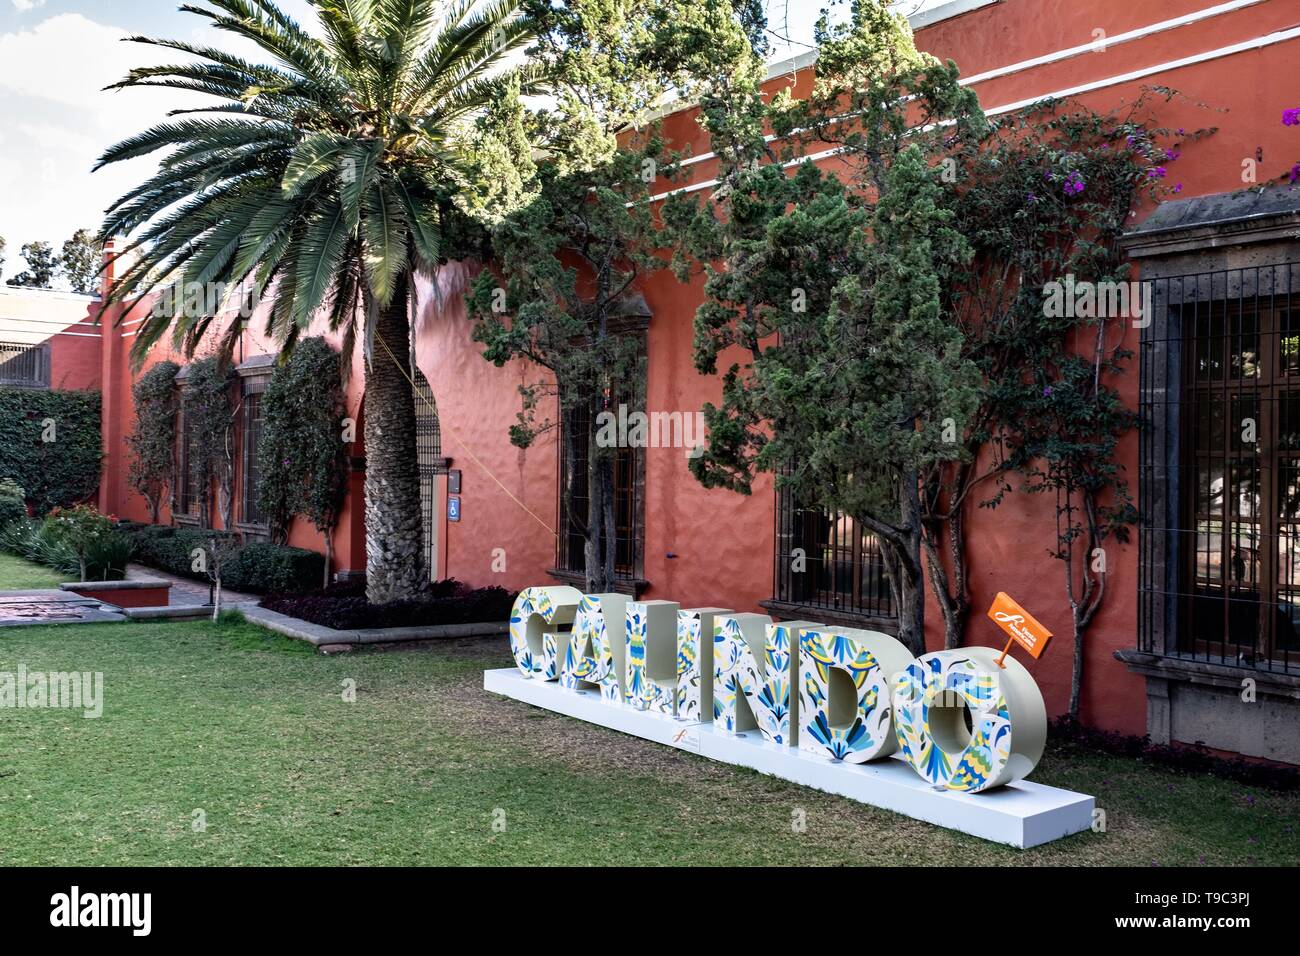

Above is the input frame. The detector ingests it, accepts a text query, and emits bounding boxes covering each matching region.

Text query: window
[1182,296,1300,665]
[1139,262,1300,674]
[241,391,264,525]
[772,483,896,626]
[556,398,640,580]
[0,342,50,388]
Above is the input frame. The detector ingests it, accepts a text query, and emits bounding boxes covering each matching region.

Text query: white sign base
[484,667,1094,849]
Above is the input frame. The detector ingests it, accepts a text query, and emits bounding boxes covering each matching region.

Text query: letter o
[892,647,1047,792]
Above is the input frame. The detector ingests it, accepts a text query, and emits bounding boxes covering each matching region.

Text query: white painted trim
[484,667,1094,849]
[959,0,1267,87]
[648,24,1300,204]
[907,0,1000,30]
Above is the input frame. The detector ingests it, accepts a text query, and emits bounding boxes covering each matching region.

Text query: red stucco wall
[72,0,1300,738]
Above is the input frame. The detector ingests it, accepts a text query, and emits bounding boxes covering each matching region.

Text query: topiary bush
[0,388,102,514]
[225,542,325,595]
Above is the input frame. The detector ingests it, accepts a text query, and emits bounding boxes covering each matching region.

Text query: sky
[0,0,949,282]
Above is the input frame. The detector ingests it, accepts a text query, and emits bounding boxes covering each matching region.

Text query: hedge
[125,525,325,595]
[0,387,102,514]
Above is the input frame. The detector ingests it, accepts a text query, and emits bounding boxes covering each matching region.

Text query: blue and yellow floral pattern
[671,609,708,721]
[713,615,807,745]
[559,594,623,702]
[625,601,681,712]
[892,651,1013,793]
[797,629,900,763]
[508,586,581,680]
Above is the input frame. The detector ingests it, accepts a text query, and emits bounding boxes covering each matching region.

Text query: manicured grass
[0,551,66,590]
[0,616,1296,866]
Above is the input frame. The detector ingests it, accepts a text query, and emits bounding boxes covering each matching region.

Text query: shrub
[0,387,101,513]
[0,478,28,529]
[0,515,131,581]
[123,524,323,595]
[43,504,116,581]
[225,542,325,595]
[262,580,514,630]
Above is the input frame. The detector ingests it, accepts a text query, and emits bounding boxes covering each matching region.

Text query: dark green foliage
[0,478,27,528]
[665,1,985,653]
[468,0,756,591]
[929,90,1207,706]
[5,240,58,288]
[181,357,235,528]
[0,387,102,514]
[60,229,101,295]
[0,518,133,581]
[228,541,326,594]
[95,0,551,369]
[262,579,514,629]
[126,524,323,595]
[256,337,348,554]
[126,361,180,523]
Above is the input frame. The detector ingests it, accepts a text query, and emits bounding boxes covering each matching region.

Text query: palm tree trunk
[363,274,427,603]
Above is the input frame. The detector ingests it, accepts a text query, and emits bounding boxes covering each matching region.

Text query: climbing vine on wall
[0,387,101,514]
[126,360,180,523]
[257,337,348,581]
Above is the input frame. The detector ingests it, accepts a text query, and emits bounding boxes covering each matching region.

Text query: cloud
[11,0,47,12]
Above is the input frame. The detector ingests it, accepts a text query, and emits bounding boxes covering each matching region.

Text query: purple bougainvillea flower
[1148,166,1168,178]
[1290,164,1300,184]
[1283,108,1300,127]
[1174,183,1184,193]
[1043,386,1053,397]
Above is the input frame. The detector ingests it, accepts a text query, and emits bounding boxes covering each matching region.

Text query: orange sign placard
[988,592,1052,664]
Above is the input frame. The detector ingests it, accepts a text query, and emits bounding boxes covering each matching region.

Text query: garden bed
[249,579,514,650]
[260,578,514,630]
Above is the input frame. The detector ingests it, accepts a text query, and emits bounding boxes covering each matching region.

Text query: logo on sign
[988,592,1052,660]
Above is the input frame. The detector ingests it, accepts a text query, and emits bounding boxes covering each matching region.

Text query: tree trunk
[323,530,334,590]
[600,448,616,590]
[363,273,427,604]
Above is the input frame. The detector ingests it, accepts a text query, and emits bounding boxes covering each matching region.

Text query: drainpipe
[97,240,118,515]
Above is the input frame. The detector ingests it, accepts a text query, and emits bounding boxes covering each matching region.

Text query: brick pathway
[125,564,258,607]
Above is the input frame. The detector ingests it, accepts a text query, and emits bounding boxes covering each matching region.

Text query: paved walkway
[126,564,258,607]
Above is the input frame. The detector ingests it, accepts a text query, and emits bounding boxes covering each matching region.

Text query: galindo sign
[506,587,1049,794]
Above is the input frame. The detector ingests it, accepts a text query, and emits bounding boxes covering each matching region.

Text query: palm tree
[95,0,547,602]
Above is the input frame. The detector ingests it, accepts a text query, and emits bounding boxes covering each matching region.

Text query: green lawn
[0,617,1295,866]
[0,551,66,590]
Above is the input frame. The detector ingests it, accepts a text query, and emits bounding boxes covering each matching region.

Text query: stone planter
[61,578,172,609]
[239,604,508,651]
